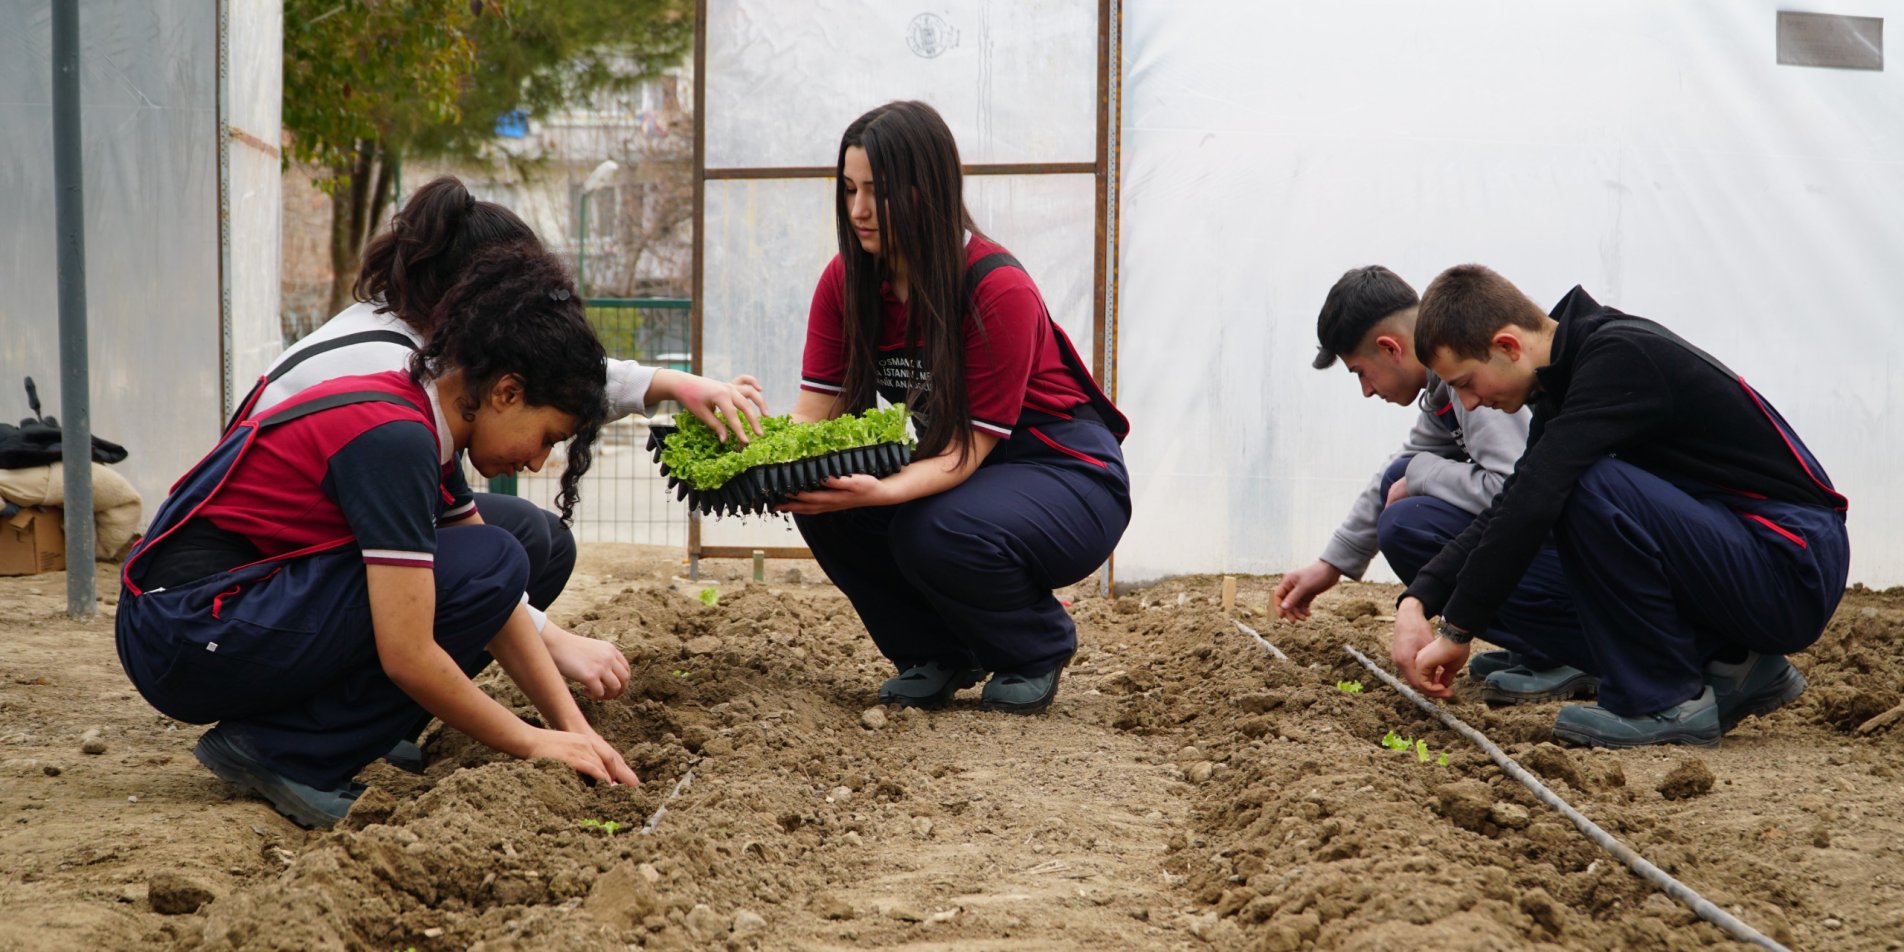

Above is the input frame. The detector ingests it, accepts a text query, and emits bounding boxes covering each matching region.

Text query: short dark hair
[355,175,540,335]
[1311,266,1419,369]
[1413,264,1549,364]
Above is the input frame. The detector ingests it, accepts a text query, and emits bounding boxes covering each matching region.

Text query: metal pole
[52,0,97,617]
[577,191,588,297]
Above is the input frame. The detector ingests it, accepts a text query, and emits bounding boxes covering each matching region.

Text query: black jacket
[1403,287,1845,631]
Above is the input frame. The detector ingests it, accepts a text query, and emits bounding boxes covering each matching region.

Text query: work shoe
[1466,649,1523,680]
[1551,686,1721,749]
[1483,664,1601,704]
[878,660,984,709]
[1706,652,1808,733]
[193,728,365,829]
[383,739,426,775]
[980,667,1064,715]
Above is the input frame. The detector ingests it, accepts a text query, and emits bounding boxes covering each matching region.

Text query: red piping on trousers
[1742,512,1807,549]
[1028,427,1107,468]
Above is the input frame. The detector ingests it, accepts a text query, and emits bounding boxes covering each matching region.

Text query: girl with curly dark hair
[782,101,1132,715]
[115,242,638,828]
[243,175,767,705]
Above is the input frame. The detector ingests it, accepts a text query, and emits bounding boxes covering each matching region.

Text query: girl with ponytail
[246,175,767,706]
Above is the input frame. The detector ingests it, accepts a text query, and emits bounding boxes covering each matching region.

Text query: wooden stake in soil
[752,549,765,583]
[639,769,695,836]
[1221,576,1237,612]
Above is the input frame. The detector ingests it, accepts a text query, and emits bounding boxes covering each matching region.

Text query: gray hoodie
[1318,372,1529,578]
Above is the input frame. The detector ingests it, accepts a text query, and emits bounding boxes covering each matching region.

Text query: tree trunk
[324,140,397,316]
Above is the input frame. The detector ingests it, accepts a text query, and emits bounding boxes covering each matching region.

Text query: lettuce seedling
[659,404,915,491]
[1337,680,1364,694]
[580,819,623,836]
[1380,729,1450,766]
[698,587,719,607]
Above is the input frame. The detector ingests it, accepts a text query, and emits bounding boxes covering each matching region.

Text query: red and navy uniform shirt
[195,371,473,569]
[800,236,1090,440]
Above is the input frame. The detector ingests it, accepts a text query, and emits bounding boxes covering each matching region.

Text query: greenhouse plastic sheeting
[0,3,223,529]
[705,0,1098,169]
[1116,0,1904,586]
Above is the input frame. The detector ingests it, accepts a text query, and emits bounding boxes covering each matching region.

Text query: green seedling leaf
[1380,730,1411,751]
[1415,739,1430,763]
[1437,752,1450,767]
[672,668,689,679]
[1336,680,1364,694]
[580,818,622,836]
[698,587,719,607]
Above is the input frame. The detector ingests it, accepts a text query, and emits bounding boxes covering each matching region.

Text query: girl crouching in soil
[780,100,1132,714]
[116,243,638,828]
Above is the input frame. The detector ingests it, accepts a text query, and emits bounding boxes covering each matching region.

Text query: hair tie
[549,287,571,302]
[464,193,477,213]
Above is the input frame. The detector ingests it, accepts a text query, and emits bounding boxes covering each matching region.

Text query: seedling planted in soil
[1337,680,1364,694]
[1380,729,1451,766]
[579,819,623,836]
[698,587,720,607]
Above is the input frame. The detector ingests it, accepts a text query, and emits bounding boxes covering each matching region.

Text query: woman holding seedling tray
[776,100,1131,715]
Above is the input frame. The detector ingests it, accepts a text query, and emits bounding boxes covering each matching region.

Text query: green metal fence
[477,298,693,546]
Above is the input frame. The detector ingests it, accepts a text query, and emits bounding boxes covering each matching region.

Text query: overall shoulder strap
[266,329,419,385]
[963,252,1024,301]
[255,390,422,429]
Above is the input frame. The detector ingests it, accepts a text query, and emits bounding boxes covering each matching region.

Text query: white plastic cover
[224,1,284,411]
[705,0,1099,169]
[1117,0,1904,586]
[0,2,243,525]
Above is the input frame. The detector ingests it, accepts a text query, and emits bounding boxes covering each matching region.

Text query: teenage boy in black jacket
[1390,264,1849,747]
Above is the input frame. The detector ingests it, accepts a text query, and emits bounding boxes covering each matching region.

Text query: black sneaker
[1483,664,1600,704]
[1706,652,1807,733]
[1551,686,1721,749]
[193,728,365,828]
[383,739,426,774]
[980,668,1063,715]
[878,661,984,709]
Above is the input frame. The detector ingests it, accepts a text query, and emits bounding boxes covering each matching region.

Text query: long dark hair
[355,175,540,335]
[836,101,984,464]
[410,242,606,525]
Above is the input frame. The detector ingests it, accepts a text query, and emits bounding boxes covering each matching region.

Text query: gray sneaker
[193,728,366,828]
[980,668,1063,715]
[1483,664,1601,704]
[1466,649,1523,680]
[879,661,984,709]
[1551,686,1721,749]
[1706,652,1807,733]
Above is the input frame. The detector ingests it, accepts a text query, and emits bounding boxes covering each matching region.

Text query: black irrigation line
[1228,620,1790,952]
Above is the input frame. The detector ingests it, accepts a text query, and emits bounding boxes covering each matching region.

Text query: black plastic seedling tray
[646,423,914,517]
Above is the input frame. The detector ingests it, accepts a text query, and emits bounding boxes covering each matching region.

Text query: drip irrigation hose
[1336,644,1790,952]
[1231,615,1789,951]
[1232,620,1289,661]
[639,769,695,836]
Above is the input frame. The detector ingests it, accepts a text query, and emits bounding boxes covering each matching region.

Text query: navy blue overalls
[117,388,526,791]
[795,254,1132,678]
[1375,396,1584,670]
[1544,319,1850,716]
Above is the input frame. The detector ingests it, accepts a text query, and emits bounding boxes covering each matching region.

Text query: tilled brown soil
[2,547,1901,950]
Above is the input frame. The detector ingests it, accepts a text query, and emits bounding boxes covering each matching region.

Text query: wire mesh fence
[471,298,692,547]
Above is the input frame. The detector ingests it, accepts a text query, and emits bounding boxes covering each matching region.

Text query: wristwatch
[1435,619,1473,644]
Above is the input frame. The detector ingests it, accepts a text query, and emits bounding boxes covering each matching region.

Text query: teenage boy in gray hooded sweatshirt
[1275,265,1589,702]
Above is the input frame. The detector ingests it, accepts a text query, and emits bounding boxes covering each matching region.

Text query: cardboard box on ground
[0,506,66,576]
